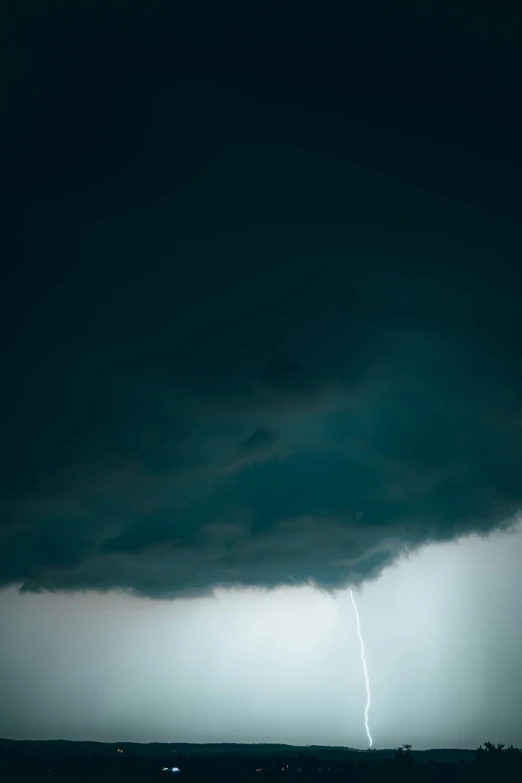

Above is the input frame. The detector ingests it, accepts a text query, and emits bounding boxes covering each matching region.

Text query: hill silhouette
[3,738,518,783]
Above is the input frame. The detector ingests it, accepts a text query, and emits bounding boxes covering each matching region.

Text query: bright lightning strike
[349,587,373,749]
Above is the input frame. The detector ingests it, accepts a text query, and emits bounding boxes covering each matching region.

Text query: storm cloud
[2,2,522,598]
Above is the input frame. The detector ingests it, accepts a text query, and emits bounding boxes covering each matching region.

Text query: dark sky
[2,1,522,597]
[1,2,522,744]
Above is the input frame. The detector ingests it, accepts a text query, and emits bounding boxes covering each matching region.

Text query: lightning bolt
[349,587,373,749]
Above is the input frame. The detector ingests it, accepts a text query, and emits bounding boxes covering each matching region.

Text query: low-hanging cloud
[2,282,521,599]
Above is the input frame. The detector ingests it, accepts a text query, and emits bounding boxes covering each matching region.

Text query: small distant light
[162,768,169,772]
[171,767,180,773]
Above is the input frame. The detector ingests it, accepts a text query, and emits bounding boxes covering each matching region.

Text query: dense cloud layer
[2,2,522,597]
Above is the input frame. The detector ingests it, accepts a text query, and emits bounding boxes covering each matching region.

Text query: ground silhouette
[1,739,520,783]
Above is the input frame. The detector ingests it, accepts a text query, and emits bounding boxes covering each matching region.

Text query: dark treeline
[1,741,521,783]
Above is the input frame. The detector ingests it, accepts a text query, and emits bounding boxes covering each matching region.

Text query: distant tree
[476,742,506,758]
[394,744,413,758]
[392,745,414,768]
[475,741,522,776]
